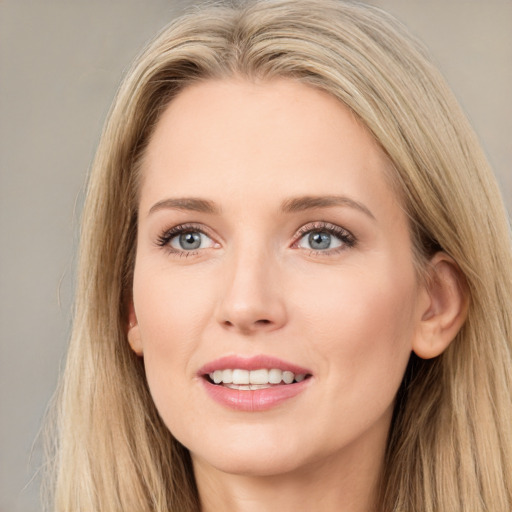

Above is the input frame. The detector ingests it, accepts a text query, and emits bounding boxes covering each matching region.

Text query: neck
[193,427,386,512]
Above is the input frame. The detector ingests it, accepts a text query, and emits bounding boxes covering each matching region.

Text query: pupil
[179,232,201,250]
[309,231,331,250]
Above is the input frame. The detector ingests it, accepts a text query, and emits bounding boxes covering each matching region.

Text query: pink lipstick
[198,355,312,412]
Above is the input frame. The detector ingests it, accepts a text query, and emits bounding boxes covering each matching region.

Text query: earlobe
[412,252,469,359]
[127,302,143,356]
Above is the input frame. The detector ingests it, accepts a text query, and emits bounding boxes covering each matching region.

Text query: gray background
[1,1,510,511]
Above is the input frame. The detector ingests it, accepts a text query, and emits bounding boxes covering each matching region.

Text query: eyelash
[293,221,356,255]
[156,223,212,256]
[155,221,356,256]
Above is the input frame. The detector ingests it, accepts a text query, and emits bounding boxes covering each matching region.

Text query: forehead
[139,78,399,218]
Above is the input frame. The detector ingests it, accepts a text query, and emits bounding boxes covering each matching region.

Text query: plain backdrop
[0,1,510,510]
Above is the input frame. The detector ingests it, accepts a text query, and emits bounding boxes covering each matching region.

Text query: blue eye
[157,224,217,253]
[169,231,214,251]
[295,223,355,253]
[298,230,342,251]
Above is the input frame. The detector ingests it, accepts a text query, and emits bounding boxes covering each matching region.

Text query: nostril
[221,318,272,331]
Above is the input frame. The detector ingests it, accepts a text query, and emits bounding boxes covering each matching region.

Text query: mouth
[198,356,312,410]
[205,368,311,390]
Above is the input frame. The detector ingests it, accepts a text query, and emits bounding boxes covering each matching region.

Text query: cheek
[297,262,417,404]
[134,259,216,345]
[296,258,418,344]
[132,263,217,416]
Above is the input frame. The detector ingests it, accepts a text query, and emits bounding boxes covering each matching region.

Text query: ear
[127,301,143,356]
[412,252,469,359]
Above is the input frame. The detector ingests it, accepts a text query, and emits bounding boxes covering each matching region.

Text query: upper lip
[198,355,312,376]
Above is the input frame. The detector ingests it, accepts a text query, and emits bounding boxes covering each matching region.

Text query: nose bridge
[216,235,287,333]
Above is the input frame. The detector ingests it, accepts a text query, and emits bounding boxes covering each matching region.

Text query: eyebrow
[147,194,375,220]
[280,195,375,220]
[148,197,220,216]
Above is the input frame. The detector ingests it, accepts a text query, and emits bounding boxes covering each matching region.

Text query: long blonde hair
[48,1,512,510]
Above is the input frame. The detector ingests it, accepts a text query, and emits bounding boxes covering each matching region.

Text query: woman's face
[131,79,428,478]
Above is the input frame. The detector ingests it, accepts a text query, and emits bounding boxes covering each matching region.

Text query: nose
[215,246,288,335]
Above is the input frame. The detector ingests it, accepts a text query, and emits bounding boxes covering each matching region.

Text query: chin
[198,451,307,478]
[183,429,311,478]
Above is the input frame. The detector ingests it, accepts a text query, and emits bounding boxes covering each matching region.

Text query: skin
[128,78,466,512]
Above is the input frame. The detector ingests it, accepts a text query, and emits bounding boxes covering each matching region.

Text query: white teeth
[268,368,283,384]
[208,368,308,386]
[282,371,294,384]
[225,383,271,390]
[222,369,233,383]
[249,369,269,384]
[232,369,250,385]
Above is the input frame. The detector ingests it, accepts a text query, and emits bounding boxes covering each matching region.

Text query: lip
[198,355,312,412]
[198,355,311,375]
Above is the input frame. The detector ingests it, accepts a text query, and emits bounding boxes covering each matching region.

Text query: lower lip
[201,378,310,412]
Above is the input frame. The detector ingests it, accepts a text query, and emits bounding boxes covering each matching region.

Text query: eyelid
[156,222,219,252]
[291,221,356,252]
[155,221,355,255]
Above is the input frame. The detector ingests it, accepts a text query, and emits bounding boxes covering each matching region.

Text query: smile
[208,368,308,389]
[199,356,312,411]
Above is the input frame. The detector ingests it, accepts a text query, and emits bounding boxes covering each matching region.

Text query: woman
[48,0,512,510]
